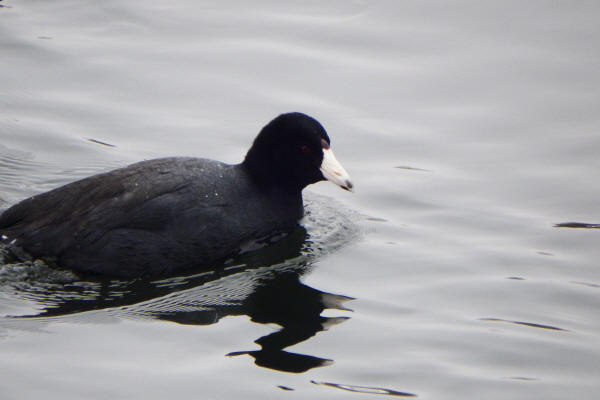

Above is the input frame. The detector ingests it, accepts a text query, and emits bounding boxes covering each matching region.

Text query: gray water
[1,1,600,399]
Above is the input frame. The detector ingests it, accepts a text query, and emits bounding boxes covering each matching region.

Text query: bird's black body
[0,112,351,278]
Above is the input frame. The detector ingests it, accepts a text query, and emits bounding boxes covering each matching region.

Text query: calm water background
[1,1,600,399]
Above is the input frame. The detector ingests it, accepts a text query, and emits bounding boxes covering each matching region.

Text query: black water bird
[0,113,352,278]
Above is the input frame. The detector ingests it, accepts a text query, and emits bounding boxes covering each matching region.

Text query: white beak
[320,148,353,191]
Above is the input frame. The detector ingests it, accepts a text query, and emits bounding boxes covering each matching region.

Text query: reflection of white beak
[320,148,353,191]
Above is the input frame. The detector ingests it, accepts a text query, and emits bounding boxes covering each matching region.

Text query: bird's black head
[243,112,352,194]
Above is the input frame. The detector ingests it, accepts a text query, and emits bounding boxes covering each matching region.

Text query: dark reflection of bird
[0,112,352,278]
[136,268,353,374]
[3,225,354,374]
[226,271,352,373]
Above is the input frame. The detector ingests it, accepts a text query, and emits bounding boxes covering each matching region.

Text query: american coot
[0,113,353,278]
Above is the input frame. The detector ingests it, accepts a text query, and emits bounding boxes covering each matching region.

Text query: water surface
[1,1,600,399]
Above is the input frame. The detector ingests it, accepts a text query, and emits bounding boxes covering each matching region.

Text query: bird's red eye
[300,145,312,154]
